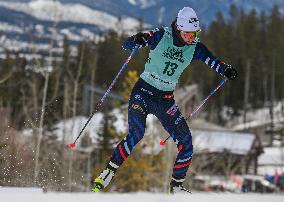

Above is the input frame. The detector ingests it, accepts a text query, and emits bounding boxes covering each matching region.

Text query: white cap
[176,7,200,32]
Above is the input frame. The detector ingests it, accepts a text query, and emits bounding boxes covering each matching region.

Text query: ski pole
[69,47,138,149]
[160,78,228,146]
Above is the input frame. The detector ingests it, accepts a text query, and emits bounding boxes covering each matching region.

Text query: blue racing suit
[109,24,228,182]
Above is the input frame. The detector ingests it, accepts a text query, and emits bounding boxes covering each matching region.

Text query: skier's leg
[109,93,148,166]
[171,117,193,182]
[93,89,148,192]
[156,101,193,192]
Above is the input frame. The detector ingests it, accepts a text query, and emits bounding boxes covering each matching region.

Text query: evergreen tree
[95,31,128,88]
[268,5,283,101]
[0,50,14,84]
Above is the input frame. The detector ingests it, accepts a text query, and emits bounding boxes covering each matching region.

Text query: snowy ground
[0,191,283,202]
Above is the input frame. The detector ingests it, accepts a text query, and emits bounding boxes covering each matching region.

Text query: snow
[128,0,158,9]
[231,102,284,131]
[22,106,257,155]
[50,112,163,154]
[60,29,83,42]
[259,147,284,165]
[80,29,97,41]
[193,130,255,155]
[0,192,283,202]
[0,187,42,193]
[53,114,104,144]
[110,108,128,133]
[0,22,24,34]
[258,166,284,176]
[0,0,142,31]
[257,147,284,175]
[0,0,149,57]
[128,0,138,5]
[23,114,104,145]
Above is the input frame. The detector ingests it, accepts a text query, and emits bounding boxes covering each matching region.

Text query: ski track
[0,192,283,202]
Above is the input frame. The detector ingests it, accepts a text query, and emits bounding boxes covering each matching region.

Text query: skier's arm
[193,42,237,80]
[122,28,165,50]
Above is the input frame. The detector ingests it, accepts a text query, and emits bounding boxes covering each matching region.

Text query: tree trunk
[34,2,58,185]
[269,54,276,146]
[68,43,85,192]
[243,59,251,126]
[34,71,50,185]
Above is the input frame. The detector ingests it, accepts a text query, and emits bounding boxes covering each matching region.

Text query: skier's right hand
[133,32,151,45]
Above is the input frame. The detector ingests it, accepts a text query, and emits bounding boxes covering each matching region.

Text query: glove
[224,64,238,80]
[133,32,151,45]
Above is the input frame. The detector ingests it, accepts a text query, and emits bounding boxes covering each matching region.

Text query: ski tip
[69,143,76,149]
[160,140,166,146]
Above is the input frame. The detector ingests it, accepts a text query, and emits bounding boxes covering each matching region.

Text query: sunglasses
[180,30,201,38]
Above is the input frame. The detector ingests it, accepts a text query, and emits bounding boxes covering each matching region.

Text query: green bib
[140,27,197,91]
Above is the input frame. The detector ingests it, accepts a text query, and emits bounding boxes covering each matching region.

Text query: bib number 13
[163,61,178,76]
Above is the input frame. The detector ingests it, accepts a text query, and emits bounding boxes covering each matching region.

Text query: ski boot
[92,163,117,192]
[169,179,191,194]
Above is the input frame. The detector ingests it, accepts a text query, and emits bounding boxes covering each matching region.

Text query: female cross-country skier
[92,7,237,193]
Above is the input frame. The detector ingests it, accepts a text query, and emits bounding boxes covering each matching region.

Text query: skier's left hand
[224,64,238,80]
